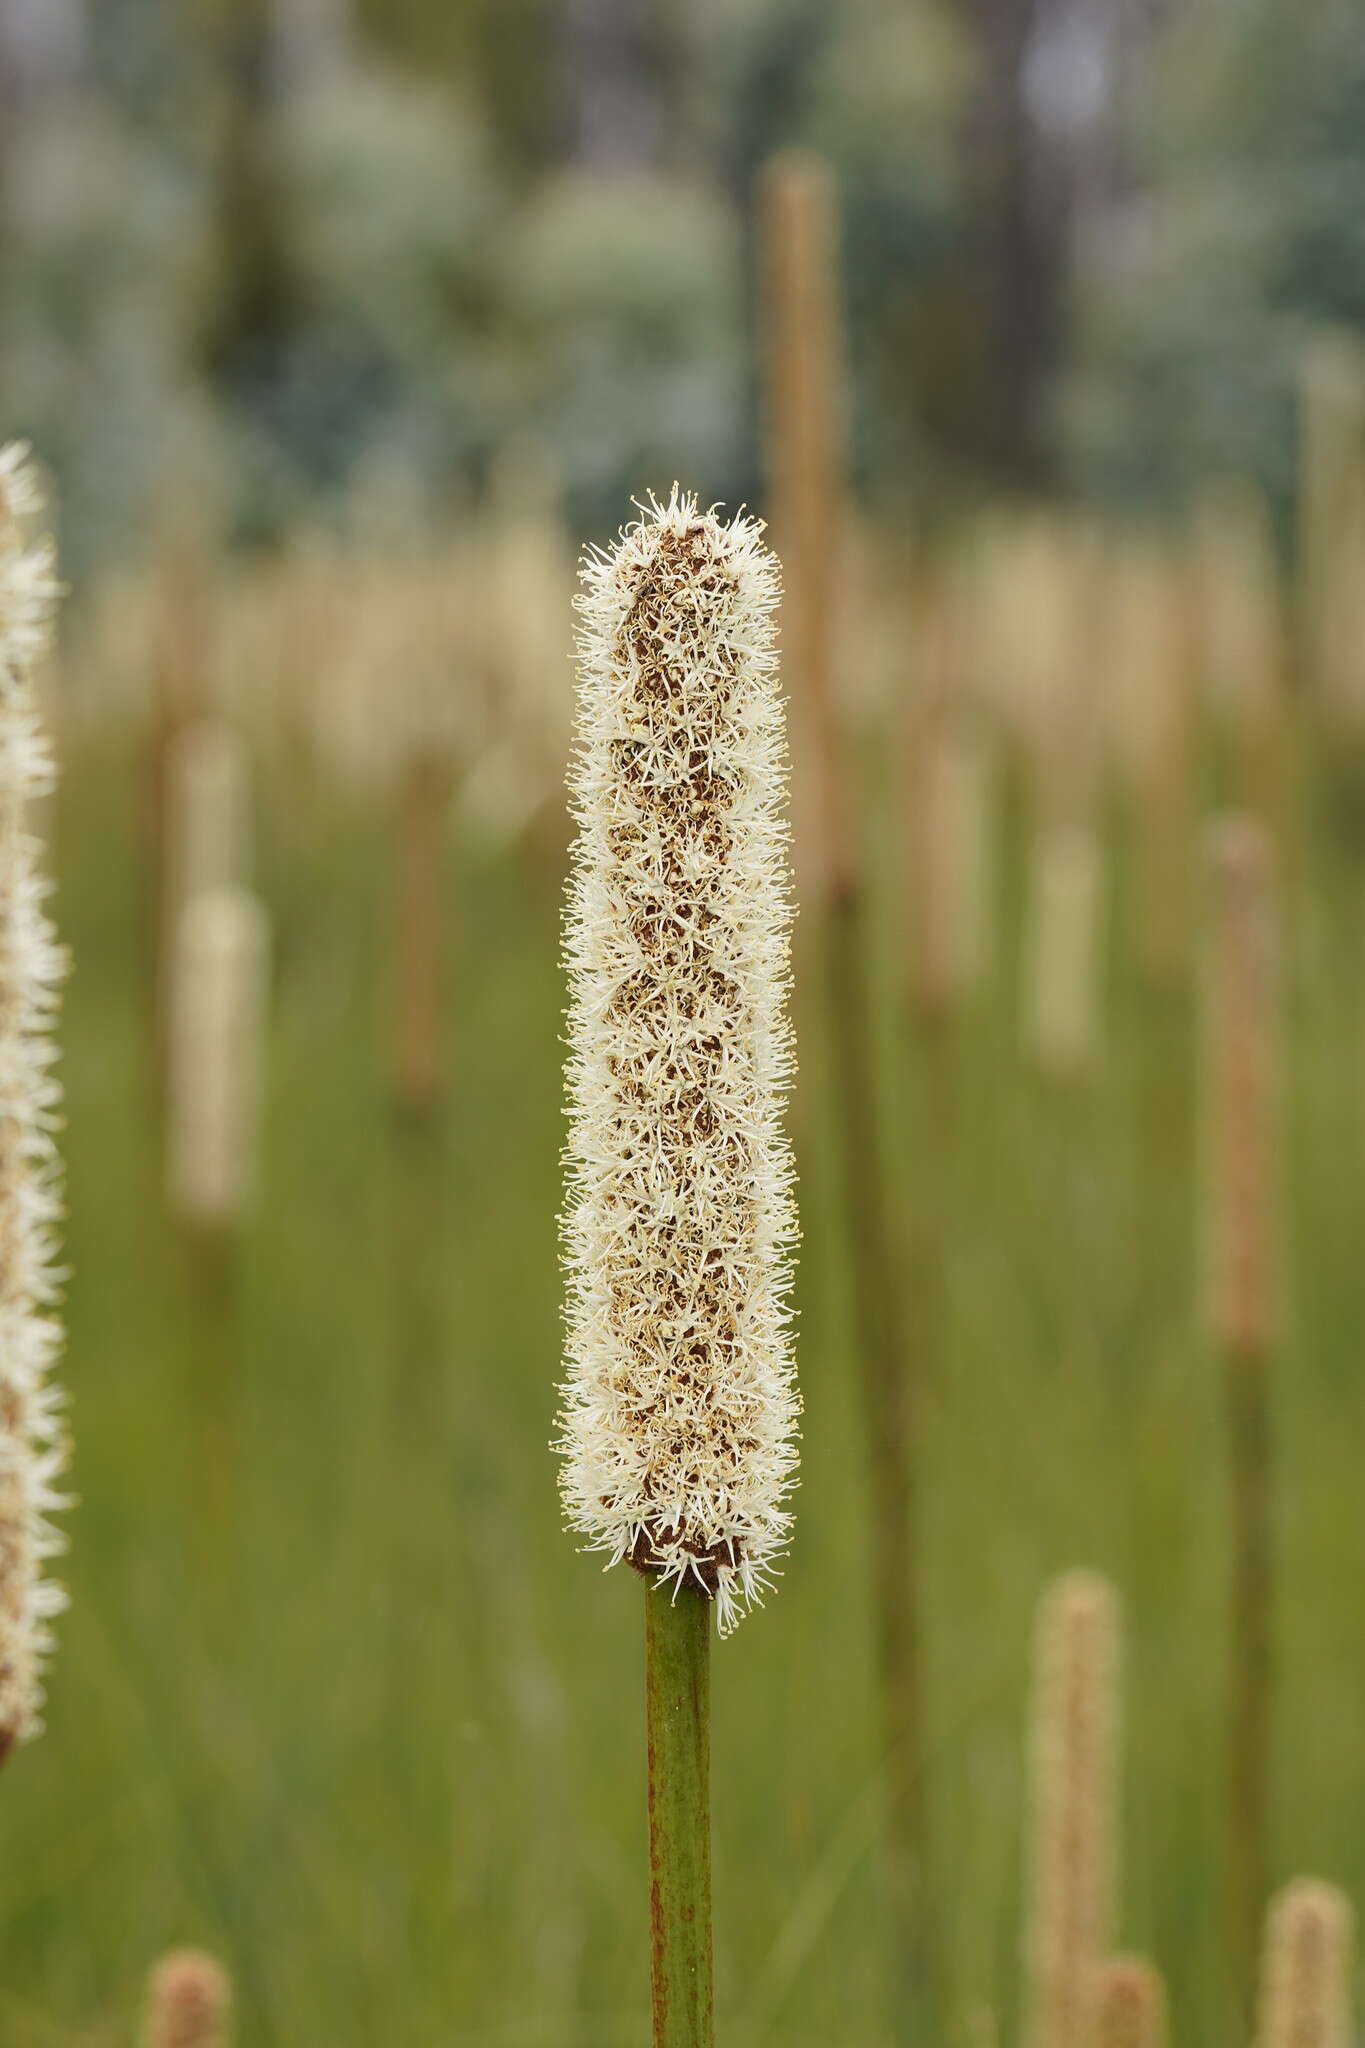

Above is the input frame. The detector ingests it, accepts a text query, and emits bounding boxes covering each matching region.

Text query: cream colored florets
[557,488,799,1633]
[0,444,68,1747]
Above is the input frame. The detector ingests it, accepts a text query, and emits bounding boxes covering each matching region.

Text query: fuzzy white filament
[0,443,68,1749]
[558,489,798,1634]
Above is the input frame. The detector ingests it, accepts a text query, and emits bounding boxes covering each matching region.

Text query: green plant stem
[1225,1336,1273,2035]
[645,1583,714,2048]
[826,882,930,2013]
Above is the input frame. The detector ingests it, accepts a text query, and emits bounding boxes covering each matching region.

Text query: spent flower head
[557,488,799,1633]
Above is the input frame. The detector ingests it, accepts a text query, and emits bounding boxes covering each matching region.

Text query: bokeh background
[5,0,1364,559]
[2,3,1364,2047]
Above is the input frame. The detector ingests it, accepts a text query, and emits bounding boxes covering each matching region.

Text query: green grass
[1,713,1362,2046]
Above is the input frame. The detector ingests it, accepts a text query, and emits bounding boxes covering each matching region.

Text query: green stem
[826,883,931,2010]
[183,1221,240,1539]
[645,1583,714,2048]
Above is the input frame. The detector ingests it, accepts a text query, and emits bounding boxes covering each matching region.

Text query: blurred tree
[0,0,84,214]
[1067,0,1365,515]
[933,0,1145,488]
[0,0,85,94]
[561,0,672,168]
[191,0,301,402]
[498,166,745,531]
[273,0,351,81]
[356,0,560,176]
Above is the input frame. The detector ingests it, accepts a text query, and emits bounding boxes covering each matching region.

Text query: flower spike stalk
[0,443,69,1756]
[558,489,798,2048]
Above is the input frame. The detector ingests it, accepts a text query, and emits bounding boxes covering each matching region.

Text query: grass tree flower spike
[142,1949,233,2048]
[558,487,798,1636]
[1093,1956,1170,2048]
[1256,1880,1355,2048]
[0,444,69,1754]
[1023,1571,1122,2048]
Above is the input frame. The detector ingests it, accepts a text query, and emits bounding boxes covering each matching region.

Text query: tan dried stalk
[759,148,850,903]
[761,146,930,1975]
[1023,1572,1121,2048]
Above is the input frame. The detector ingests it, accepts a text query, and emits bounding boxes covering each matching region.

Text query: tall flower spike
[0,444,69,1751]
[1023,1571,1122,2048]
[142,1948,233,2048]
[167,886,270,1229]
[1256,1880,1355,2048]
[558,488,799,1635]
[1093,1956,1169,2048]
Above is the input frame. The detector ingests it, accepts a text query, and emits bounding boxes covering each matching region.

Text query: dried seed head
[1205,817,1279,1356]
[557,488,799,1634]
[1093,1956,1170,2048]
[167,886,270,1228]
[142,1948,232,2048]
[1023,1571,1122,2048]
[1256,1879,1355,2048]
[0,442,69,1750]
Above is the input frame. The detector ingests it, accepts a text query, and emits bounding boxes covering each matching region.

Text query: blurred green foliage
[1070,0,1365,517]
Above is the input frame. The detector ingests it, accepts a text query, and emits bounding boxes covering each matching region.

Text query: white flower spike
[558,488,799,1635]
[0,444,69,1750]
